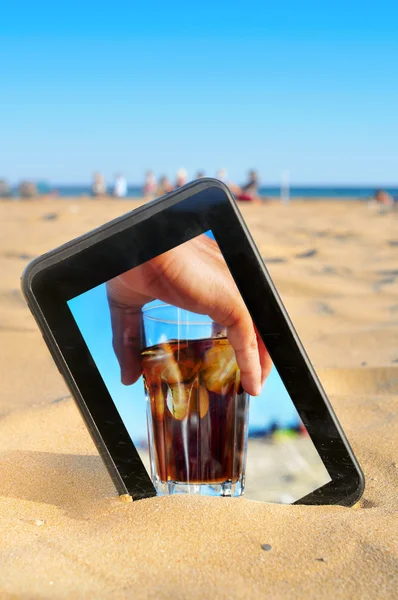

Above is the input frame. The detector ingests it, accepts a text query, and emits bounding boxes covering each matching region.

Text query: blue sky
[1,1,397,184]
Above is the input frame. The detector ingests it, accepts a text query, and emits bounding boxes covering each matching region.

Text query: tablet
[22,179,364,505]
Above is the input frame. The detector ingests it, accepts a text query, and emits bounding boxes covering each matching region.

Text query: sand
[0,197,397,599]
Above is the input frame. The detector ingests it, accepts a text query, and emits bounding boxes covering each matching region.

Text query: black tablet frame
[22,179,364,505]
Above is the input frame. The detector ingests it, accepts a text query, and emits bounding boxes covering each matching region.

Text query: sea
[9,183,398,200]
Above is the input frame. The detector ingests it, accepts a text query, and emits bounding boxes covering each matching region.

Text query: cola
[141,337,248,485]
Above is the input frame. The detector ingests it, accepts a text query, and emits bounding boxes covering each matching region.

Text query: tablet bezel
[22,179,364,505]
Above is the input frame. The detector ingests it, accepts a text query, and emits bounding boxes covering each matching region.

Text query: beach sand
[0,198,397,598]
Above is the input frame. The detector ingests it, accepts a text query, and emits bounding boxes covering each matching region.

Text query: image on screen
[67,230,331,503]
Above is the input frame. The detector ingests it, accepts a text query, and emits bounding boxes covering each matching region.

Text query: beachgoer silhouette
[92,172,106,197]
[236,170,260,202]
[175,168,188,189]
[156,175,173,197]
[113,174,127,198]
[143,171,157,199]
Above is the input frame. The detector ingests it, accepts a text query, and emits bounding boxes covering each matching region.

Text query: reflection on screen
[67,231,331,503]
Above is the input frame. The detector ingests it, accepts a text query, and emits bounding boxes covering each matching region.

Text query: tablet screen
[67,230,331,503]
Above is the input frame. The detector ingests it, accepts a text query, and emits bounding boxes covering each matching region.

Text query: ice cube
[168,382,189,420]
[186,380,209,419]
[198,383,209,418]
[141,347,170,379]
[151,384,165,419]
[161,355,201,384]
[201,340,238,394]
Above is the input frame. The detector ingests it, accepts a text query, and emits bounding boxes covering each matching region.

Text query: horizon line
[5,180,398,188]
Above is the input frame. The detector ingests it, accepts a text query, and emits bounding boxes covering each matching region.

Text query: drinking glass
[141,302,249,496]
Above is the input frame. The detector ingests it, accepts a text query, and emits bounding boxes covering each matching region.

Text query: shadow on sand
[0,450,117,519]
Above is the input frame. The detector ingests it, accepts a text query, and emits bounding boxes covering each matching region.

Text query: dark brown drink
[141,337,248,485]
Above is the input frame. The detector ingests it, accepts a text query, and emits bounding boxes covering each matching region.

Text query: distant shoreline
[4,184,398,201]
[2,194,373,204]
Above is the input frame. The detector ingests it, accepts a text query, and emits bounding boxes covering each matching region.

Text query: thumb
[108,301,143,386]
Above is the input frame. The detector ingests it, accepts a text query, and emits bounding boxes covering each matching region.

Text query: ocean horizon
[6,183,398,200]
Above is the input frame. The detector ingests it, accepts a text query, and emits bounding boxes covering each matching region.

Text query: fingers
[226,315,262,397]
[206,298,262,396]
[255,327,273,386]
[107,296,142,386]
[106,277,155,386]
[199,239,272,394]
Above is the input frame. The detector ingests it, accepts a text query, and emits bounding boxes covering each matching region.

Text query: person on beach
[92,172,107,197]
[106,233,271,396]
[113,173,127,198]
[231,170,260,203]
[0,179,11,198]
[156,175,173,197]
[375,189,393,208]
[174,168,188,189]
[143,171,157,199]
[195,170,205,179]
[19,181,38,198]
[368,189,394,213]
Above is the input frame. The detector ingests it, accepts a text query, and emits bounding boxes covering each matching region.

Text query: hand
[106,234,272,395]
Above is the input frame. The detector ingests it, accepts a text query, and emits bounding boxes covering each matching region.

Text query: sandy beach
[0,197,397,598]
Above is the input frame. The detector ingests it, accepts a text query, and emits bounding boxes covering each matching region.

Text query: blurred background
[1,0,397,199]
